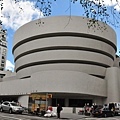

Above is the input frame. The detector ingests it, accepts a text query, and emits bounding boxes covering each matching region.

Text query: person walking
[57,104,63,119]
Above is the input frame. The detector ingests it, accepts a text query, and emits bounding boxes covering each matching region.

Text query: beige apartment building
[0,16,120,112]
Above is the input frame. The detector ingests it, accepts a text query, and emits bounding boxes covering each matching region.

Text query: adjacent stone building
[0,26,7,71]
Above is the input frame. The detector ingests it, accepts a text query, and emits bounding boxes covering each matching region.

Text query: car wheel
[115,112,118,116]
[9,109,12,114]
[0,108,3,112]
[19,112,22,114]
[104,113,107,117]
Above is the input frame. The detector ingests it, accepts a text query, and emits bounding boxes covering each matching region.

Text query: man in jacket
[57,104,63,119]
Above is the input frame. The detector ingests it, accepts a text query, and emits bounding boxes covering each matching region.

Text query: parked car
[108,102,120,115]
[92,105,115,117]
[0,101,24,114]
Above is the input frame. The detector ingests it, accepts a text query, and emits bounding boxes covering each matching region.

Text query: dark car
[92,106,115,117]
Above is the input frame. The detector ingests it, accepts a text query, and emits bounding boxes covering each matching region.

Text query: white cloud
[99,0,119,6]
[5,60,15,72]
[93,0,120,11]
[0,0,42,30]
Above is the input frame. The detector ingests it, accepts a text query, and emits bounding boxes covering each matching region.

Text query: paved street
[1,112,120,120]
[0,112,46,120]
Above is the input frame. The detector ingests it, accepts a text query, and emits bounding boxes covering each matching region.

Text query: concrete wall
[30,70,107,97]
[3,72,16,81]
[18,95,29,108]
[0,78,31,95]
[105,67,120,103]
[0,70,106,98]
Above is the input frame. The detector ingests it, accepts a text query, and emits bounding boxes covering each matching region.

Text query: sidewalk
[38,113,91,120]
[59,113,91,119]
[23,112,91,119]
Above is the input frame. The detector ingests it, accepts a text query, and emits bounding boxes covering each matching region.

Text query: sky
[0,0,120,72]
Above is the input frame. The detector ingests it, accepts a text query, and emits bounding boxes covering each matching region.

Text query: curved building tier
[13,16,116,79]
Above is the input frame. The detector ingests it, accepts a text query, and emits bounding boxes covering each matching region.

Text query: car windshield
[94,105,103,110]
[10,103,19,106]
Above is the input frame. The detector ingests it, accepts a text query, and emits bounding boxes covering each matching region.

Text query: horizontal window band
[16,59,110,73]
[20,74,104,80]
[20,76,31,79]
[12,32,117,54]
[90,74,105,79]
[14,46,114,62]
[0,44,7,48]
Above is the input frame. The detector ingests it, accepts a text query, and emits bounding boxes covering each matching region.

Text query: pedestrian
[57,104,63,119]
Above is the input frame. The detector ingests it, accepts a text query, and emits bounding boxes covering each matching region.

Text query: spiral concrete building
[0,16,120,111]
[13,16,116,79]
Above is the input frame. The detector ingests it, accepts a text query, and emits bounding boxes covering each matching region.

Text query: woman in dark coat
[57,104,63,119]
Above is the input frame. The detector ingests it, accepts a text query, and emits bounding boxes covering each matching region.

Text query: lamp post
[46,93,48,110]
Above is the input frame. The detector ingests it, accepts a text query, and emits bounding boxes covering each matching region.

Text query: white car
[0,101,24,114]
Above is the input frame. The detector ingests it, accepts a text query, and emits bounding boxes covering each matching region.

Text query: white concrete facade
[0,16,120,110]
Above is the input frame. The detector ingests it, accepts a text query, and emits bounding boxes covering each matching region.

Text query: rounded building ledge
[30,70,107,97]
